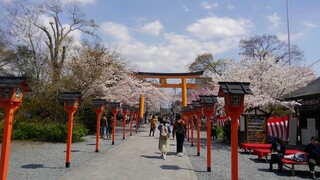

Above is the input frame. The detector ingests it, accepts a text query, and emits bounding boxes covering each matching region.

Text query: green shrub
[222,120,231,144]
[0,121,88,143]
[216,126,224,138]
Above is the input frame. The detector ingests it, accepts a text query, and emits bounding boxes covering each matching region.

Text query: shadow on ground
[21,164,64,170]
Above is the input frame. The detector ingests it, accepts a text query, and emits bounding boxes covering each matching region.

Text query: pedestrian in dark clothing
[211,120,217,140]
[100,115,107,138]
[304,136,320,179]
[269,137,286,172]
[175,114,186,157]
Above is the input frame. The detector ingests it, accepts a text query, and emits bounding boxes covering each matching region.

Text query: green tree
[188,53,227,77]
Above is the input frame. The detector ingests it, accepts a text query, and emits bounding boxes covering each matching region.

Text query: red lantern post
[93,99,106,152]
[199,95,218,172]
[129,107,135,136]
[122,104,129,139]
[187,104,194,147]
[0,77,31,179]
[109,102,120,145]
[218,82,252,180]
[60,92,81,168]
[135,107,140,133]
[192,100,202,156]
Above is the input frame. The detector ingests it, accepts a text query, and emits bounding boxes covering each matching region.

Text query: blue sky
[1,0,320,76]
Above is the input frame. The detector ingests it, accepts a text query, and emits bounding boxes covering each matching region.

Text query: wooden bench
[281,159,308,176]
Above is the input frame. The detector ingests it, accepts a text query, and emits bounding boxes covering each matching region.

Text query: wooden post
[191,115,194,147]
[206,113,212,172]
[95,107,104,152]
[129,112,134,136]
[66,109,77,168]
[196,113,201,156]
[111,108,118,145]
[0,106,18,179]
[181,77,187,107]
[123,111,128,139]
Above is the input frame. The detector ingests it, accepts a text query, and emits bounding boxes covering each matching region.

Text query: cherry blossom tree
[66,41,167,111]
[211,56,316,114]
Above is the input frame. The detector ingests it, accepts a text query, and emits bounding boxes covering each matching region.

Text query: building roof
[284,77,320,100]
[218,82,252,96]
[0,76,32,92]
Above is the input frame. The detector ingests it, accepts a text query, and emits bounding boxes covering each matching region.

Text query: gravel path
[184,131,316,180]
[2,127,132,180]
[1,125,318,180]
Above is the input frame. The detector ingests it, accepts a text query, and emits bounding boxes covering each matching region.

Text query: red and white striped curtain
[267,116,289,141]
[215,116,230,127]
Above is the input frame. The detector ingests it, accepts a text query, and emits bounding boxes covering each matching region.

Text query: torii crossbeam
[135,71,204,107]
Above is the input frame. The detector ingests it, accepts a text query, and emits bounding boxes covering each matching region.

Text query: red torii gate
[135,71,204,107]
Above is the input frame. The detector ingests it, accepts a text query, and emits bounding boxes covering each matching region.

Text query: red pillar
[196,113,201,156]
[66,108,77,168]
[187,116,190,141]
[225,107,243,180]
[95,108,104,152]
[111,109,118,145]
[191,115,194,147]
[0,105,18,179]
[123,111,128,139]
[205,113,212,172]
[135,113,139,133]
[129,113,134,136]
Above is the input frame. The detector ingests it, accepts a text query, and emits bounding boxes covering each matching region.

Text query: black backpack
[176,123,185,134]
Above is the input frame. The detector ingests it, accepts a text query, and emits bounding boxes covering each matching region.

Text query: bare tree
[239,34,304,65]
[2,0,98,83]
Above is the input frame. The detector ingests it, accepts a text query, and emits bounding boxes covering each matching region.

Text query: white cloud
[303,22,316,28]
[201,2,218,10]
[1,0,12,3]
[226,3,234,10]
[186,16,252,40]
[139,21,164,36]
[277,32,305,42]
[266,12,281,29]
[110,32,239,73]
[101,21,132,42]
[183,5,189,12]
[63,0,96,4]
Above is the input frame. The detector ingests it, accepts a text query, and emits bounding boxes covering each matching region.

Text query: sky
[1,0,320,76]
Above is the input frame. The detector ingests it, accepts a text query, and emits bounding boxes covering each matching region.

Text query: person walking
[158,117,171,160]
[149,115,157,136]
[100,115,107,138]
[175,114,186,157]
[304,136,320,179]
[106,114,113,139]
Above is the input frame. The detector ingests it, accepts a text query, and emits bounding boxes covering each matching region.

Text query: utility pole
[286,0,291,66]
[173,88,177,121]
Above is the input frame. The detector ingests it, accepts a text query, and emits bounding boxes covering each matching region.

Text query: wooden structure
[135,71,204,107]
[285,77,320,145]
[240,108,268,143]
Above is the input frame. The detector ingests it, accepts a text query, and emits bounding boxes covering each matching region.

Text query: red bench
[252,149,305,162]
[281,159,308,176]
[240,143,271,153]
